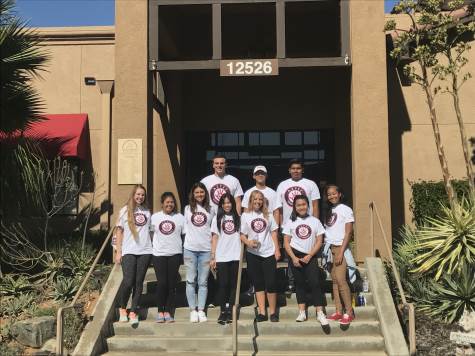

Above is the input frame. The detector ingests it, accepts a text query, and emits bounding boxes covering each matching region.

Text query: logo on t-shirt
[222,219,237,235]
[210,183,231,205]
[326,213,337,227]
[134,212,147,227]
[159,220,175,235]
[191,212,207,227]
[296,224,312,240]
[251,218,267,233]
[284,186,306,207]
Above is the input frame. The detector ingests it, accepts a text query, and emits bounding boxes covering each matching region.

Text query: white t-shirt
[151,211,185,257]
[324,203,355,246]
[211,214,241,262]
[242,186,281,212]
[116,206,152,256]
[276,178,321,223]
[183,204,215,252]
[241,211,278,258]
[201,174,244,210]
[282,215,325,254]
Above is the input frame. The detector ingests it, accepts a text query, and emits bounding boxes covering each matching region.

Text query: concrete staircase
[101,265,387,355]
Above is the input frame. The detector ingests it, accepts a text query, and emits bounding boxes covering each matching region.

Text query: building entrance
[185,129,335,197]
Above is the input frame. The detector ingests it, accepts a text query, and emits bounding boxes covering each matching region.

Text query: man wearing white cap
[241,165,281,223]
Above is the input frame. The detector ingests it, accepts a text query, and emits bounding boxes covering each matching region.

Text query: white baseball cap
[253,165,267,174]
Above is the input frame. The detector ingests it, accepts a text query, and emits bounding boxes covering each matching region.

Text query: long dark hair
[290,195,310,222]
[323,184,343,225]
[216,193,240,233]
[188,182,211,213]
[161,191,178,214]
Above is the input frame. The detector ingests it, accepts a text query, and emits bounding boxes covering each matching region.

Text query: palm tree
[0,0,49,133]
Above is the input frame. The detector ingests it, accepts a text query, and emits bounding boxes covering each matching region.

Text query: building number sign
[220,59,278,76]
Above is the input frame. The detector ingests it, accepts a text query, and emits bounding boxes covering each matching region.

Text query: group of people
[114,155,356,328]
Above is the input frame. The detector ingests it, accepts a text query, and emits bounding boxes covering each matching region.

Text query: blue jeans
[184,249,211,311]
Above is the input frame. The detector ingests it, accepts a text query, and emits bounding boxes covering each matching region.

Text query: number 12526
[220,59,278,76]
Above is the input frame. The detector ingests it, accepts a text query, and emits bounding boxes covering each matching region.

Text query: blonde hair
[126,184,147,239]
[248,190,269,219]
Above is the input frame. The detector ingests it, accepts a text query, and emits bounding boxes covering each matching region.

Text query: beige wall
[32,26,115,225]
[386,14,475,230]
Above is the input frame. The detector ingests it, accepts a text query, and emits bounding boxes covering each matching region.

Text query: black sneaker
[217,311,227,325]
[226,309,233,324]
[270,313,279,322]
[255,313,268,322]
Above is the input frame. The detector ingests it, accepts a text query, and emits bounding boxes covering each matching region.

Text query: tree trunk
[421,64,456,207]
[451,79,475,198]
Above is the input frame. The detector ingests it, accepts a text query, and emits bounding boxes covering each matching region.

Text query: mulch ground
[415,311,465,356]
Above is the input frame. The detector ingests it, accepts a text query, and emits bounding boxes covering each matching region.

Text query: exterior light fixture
[84,77,96,86]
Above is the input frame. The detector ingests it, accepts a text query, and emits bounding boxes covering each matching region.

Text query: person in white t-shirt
[240,190,280,322]
[115,184,152,326]
[210,193,241,325]
[150,192,184,323]
[283,195,328,326]
[183,182,215,323]
[201,154,243,213]
[323,184,355,326]
[242,165,281,222]
[276,159,321,292]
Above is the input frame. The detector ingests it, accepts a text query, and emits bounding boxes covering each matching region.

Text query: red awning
[0,114,91,160]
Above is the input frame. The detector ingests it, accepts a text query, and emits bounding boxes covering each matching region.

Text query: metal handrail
[56,227,114,355]
[232,242,245,356]
[369,201,416,355]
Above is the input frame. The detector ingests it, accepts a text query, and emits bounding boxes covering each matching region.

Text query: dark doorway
[184,130,335,202]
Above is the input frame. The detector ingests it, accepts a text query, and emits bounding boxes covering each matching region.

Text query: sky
[15,0,399,27]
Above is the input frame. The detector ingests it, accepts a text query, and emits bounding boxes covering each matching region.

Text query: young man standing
[201,154,243,213]
[276,159,321,292]
[242,165,281,222]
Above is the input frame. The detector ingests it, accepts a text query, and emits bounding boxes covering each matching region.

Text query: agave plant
[0,274,33,297]
[411,197,475,280]
[65,241,95,278]
[419,263,475,323]
[51,276,79,301]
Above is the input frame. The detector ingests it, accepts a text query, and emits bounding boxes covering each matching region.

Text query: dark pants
[246,252,277,293]
[290,248,325,306]
[118,254,151,312]
[216,261,239,309]
[152,254,181,313]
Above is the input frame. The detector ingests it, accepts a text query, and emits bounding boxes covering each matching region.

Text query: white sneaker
[317,311,329,326]
[190,310,199,323]
[296,310,307,322]
[197,310,207,323]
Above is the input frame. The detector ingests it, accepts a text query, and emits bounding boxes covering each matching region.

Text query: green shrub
[65,240,95,278]
[33,305,58,317]
[0,274,33,297]
[0,342,24,356]
[51,276,79,301]
[63,307,86,351]
[410,179,470,225]
[0,293,36,318]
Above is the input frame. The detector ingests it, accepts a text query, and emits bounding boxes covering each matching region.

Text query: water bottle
[357,293,366,306]
[363,275,369,293]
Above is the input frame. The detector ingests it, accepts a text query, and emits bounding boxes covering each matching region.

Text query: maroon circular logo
[210,183,231,205]
[326,213,337,227]
[191,212,207,227]
[159,220,175,235]
[284,186,306,206]
[222,220,237,235]
[296,224,312,240]
[251,218,267,233]
[134,212,147,227]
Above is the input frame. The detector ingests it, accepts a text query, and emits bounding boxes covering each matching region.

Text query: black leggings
[216,261,239,309]
[152,254,181,313]
[118,254,151,312]
[290,248,325,306]
[246,252,277,293]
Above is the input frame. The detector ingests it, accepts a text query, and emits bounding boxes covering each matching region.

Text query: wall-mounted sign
[220,59,278,77]
[118,138,142,185]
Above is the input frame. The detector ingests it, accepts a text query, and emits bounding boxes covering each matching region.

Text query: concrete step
[106,335,255,352]
[144,305,378,322]
[254,335,385,352]
[112,319,381,337]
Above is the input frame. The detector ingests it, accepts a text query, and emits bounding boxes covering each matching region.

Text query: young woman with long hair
[283,195,328,325]
[115,184,152,326]
[240,190,280,322]
[150,192,184,323]
[210,193,241,325]
[183,182,215,323]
